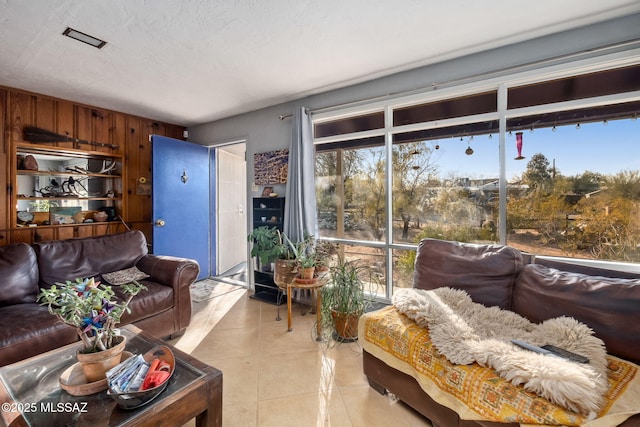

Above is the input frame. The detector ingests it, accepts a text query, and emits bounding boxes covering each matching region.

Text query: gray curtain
[284,107,317,242]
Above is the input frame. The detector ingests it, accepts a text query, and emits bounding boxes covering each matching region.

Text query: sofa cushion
[0,304,78,366]
[115,280,173,324]
[0,243,39,307]
[33,230,149,287]
[413,238,523,309]
[512,264,640,365]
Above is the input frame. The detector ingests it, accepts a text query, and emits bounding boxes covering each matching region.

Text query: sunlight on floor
[170,282,246,354]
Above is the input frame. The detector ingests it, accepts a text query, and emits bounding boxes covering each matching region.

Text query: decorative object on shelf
[22,154,39,170]
[97,206,116,221]
[23,126,119,150]
[514,131,526,160]
[37,277,146,381]
[17,210,34,225]
[93,211,108,222]
[72,210,86,224]
[261,186,273,197]
[254,148,289,184]
[50,206,82,224]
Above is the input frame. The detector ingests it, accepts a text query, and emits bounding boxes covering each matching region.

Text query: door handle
[155,219,166,227]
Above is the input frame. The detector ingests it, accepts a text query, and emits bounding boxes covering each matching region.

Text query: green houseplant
[247,226,282,271]
[248,227,298,286]
[38,277,146,381]
[284,233,317,279]
[320,256,370,342]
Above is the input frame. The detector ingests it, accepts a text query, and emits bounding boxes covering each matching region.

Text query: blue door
[152,135,211,279]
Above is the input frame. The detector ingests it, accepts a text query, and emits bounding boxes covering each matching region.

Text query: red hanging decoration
[514,132,525,160]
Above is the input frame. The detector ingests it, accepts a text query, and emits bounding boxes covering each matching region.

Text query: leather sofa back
[413,238,524,309]
[0,243,39,306]
[33,231,148,287]
[512,263,640,365]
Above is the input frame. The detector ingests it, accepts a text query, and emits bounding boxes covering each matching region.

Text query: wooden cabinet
[0,86,186,246]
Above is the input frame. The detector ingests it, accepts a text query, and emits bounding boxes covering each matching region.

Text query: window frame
[313,47,640,301]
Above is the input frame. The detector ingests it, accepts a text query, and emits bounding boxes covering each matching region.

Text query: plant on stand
[291,235,317,279]
[38,277,146,381]
[319,256,371,344]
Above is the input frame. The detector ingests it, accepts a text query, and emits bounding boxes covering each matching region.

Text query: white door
[216,143,247,274]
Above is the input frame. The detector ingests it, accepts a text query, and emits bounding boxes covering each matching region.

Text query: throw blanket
[393,288,608,417]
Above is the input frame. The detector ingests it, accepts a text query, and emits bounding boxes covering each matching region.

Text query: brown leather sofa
[0,230,199,367]
[362,238,640,427]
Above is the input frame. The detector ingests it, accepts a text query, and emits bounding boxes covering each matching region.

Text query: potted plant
[319,256,370,342]
[297,250,317,279]
[274,231,299,288]
[315,240,337,273]
[247,226,282,272]
[285,234,317,279]
[38,277,146,382]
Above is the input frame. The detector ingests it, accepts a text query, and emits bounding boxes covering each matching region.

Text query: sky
[434,118,639,181]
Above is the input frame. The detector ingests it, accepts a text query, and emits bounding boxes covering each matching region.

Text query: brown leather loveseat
[0,230,199,367]
[360,238,640,427]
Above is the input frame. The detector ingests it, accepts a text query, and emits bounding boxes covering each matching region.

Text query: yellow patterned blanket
[359,306,640,426]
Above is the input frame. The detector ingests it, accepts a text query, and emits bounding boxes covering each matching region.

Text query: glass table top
[0,328,205,426]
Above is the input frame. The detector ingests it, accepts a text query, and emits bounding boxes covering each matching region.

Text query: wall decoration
[136,177,151,195]
[254,149,288,185]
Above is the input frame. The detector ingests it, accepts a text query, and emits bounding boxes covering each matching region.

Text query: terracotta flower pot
[299,266,315,280]
[331,311,360,340]
[76,335,127,382]
[274,259,298,289]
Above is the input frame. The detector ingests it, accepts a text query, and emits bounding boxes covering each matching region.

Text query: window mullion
[384,105,393,299]
[498,83,507,245]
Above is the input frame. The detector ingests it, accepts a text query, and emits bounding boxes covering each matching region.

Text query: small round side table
[286,277,325,340]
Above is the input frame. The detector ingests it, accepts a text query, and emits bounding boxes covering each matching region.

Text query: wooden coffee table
[0,324,222,427]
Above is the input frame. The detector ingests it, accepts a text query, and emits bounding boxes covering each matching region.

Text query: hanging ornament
[465,145,473,155]
[514,131,525,160]
[434,144,440,150]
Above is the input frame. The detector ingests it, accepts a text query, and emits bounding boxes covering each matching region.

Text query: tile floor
[172,284,431,427]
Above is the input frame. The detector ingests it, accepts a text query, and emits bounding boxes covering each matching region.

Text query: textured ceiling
[1,1,639,126]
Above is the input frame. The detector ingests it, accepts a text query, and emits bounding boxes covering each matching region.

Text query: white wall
[188,13,640,199]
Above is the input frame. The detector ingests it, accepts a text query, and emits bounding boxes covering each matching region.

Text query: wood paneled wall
[0,86,185,246]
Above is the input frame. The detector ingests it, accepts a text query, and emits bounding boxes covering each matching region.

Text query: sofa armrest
[136,254,199,333]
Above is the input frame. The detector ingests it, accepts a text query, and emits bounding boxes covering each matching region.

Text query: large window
[315,60,640,300]
[504,118,639,262]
